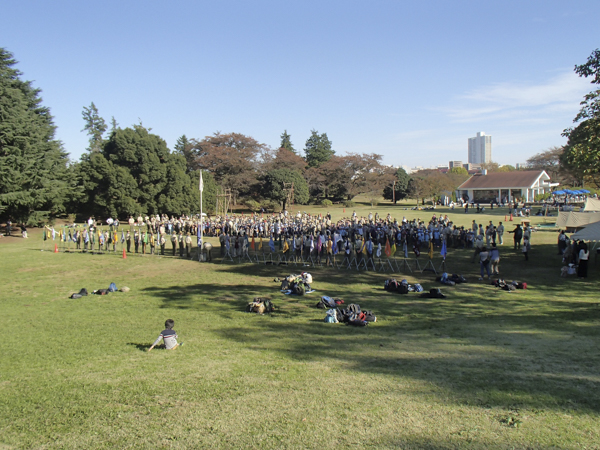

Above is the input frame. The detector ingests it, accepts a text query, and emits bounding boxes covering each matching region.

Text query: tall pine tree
[280,130,295,153]
[304,129,334,168]
[0,48,70,224]
[81,102,107,152]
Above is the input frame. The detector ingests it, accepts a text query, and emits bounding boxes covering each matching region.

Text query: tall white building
[468,132,492,165]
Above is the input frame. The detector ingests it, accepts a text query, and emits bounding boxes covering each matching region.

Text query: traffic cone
[343,208,346,213]
[122,248,127,259]
[54,243,58,253]
[510,213,513,221]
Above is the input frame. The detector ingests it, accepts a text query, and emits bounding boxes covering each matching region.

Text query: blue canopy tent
[553,190,565,195]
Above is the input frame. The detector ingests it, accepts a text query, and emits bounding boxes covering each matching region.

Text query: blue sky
[2,0,599,168]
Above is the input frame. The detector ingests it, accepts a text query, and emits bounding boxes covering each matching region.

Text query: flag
[403,241,408,258]
[440,240,447,259]
[391,241,396,256]
[428,241,434,259]
[121,231,125,243]
[199,171,204,192]
[310,236,315,253]
[332,234,339,255]
[251,236,255,251]
[269,237,275,252]
[283,239,289,253]
[384,238,391,257]
[376,243,382,257]
[258,236,263,250]
[317,235,322,253]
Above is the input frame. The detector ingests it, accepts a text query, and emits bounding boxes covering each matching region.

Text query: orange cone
[509,213,513,221]
[122,248,127,259]
[54,243,58,253]
[343,208,346,213]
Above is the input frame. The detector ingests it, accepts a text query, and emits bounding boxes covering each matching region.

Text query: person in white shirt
[577,241,589,278]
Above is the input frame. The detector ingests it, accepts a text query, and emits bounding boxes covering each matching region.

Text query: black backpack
[78,288,88,296]
[293,283,305,296]
[363,310,377,322]
[398,283,409,294]
[384,279,397,291]
[421,288,445,299]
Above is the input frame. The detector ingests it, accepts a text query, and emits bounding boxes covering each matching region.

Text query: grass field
[1,200,600,449]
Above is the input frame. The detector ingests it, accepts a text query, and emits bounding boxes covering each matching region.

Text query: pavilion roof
[458,170,549,190]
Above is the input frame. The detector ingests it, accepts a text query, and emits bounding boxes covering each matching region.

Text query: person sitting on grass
[148,319,181,351]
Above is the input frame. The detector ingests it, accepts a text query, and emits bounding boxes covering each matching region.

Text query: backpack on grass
[398,280,409,294]
[246,297,274,314]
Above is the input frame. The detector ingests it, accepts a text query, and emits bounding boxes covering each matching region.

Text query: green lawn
[1,201,599,449]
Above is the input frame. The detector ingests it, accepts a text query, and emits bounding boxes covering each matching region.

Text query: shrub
[321,199,333,207]
[344,200,355,208]
[261,200,280,212]
[243,199,261,212]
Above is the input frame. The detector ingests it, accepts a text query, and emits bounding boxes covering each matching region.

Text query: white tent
[583,197,600,212]
[571,220,600,249]
[556,211,600,229]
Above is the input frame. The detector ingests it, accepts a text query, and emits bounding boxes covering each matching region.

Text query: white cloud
[439,71,591,124]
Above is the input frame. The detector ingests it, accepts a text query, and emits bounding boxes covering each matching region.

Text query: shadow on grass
[127,342,153,351]
[141,267,600,414]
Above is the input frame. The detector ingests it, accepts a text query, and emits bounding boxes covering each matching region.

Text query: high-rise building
[468,132,492,165]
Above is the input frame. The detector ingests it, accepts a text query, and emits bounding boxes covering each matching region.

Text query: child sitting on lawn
[148,319,181,351]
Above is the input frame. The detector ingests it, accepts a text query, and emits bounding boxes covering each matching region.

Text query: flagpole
[199,171,204,262]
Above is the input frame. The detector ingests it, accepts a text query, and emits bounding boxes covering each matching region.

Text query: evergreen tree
[280,130,295,153]
[261,168,309,210]
[0,48,70,224]
[110,116,118,133]
[304,129,334,168]
[173,134,196,172]
[562,49,600,186]
[77,125,215,217]
[81,102,107,152]
[383,167,411,203]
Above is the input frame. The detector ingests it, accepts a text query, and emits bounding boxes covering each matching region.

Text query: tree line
[1,47,599,224]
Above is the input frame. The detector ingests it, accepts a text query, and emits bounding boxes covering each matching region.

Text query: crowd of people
[44,211,535,272]
[8,206,589,279]
[558,230,590,278]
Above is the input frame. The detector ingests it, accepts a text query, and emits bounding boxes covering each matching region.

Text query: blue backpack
[108,282,118,292]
